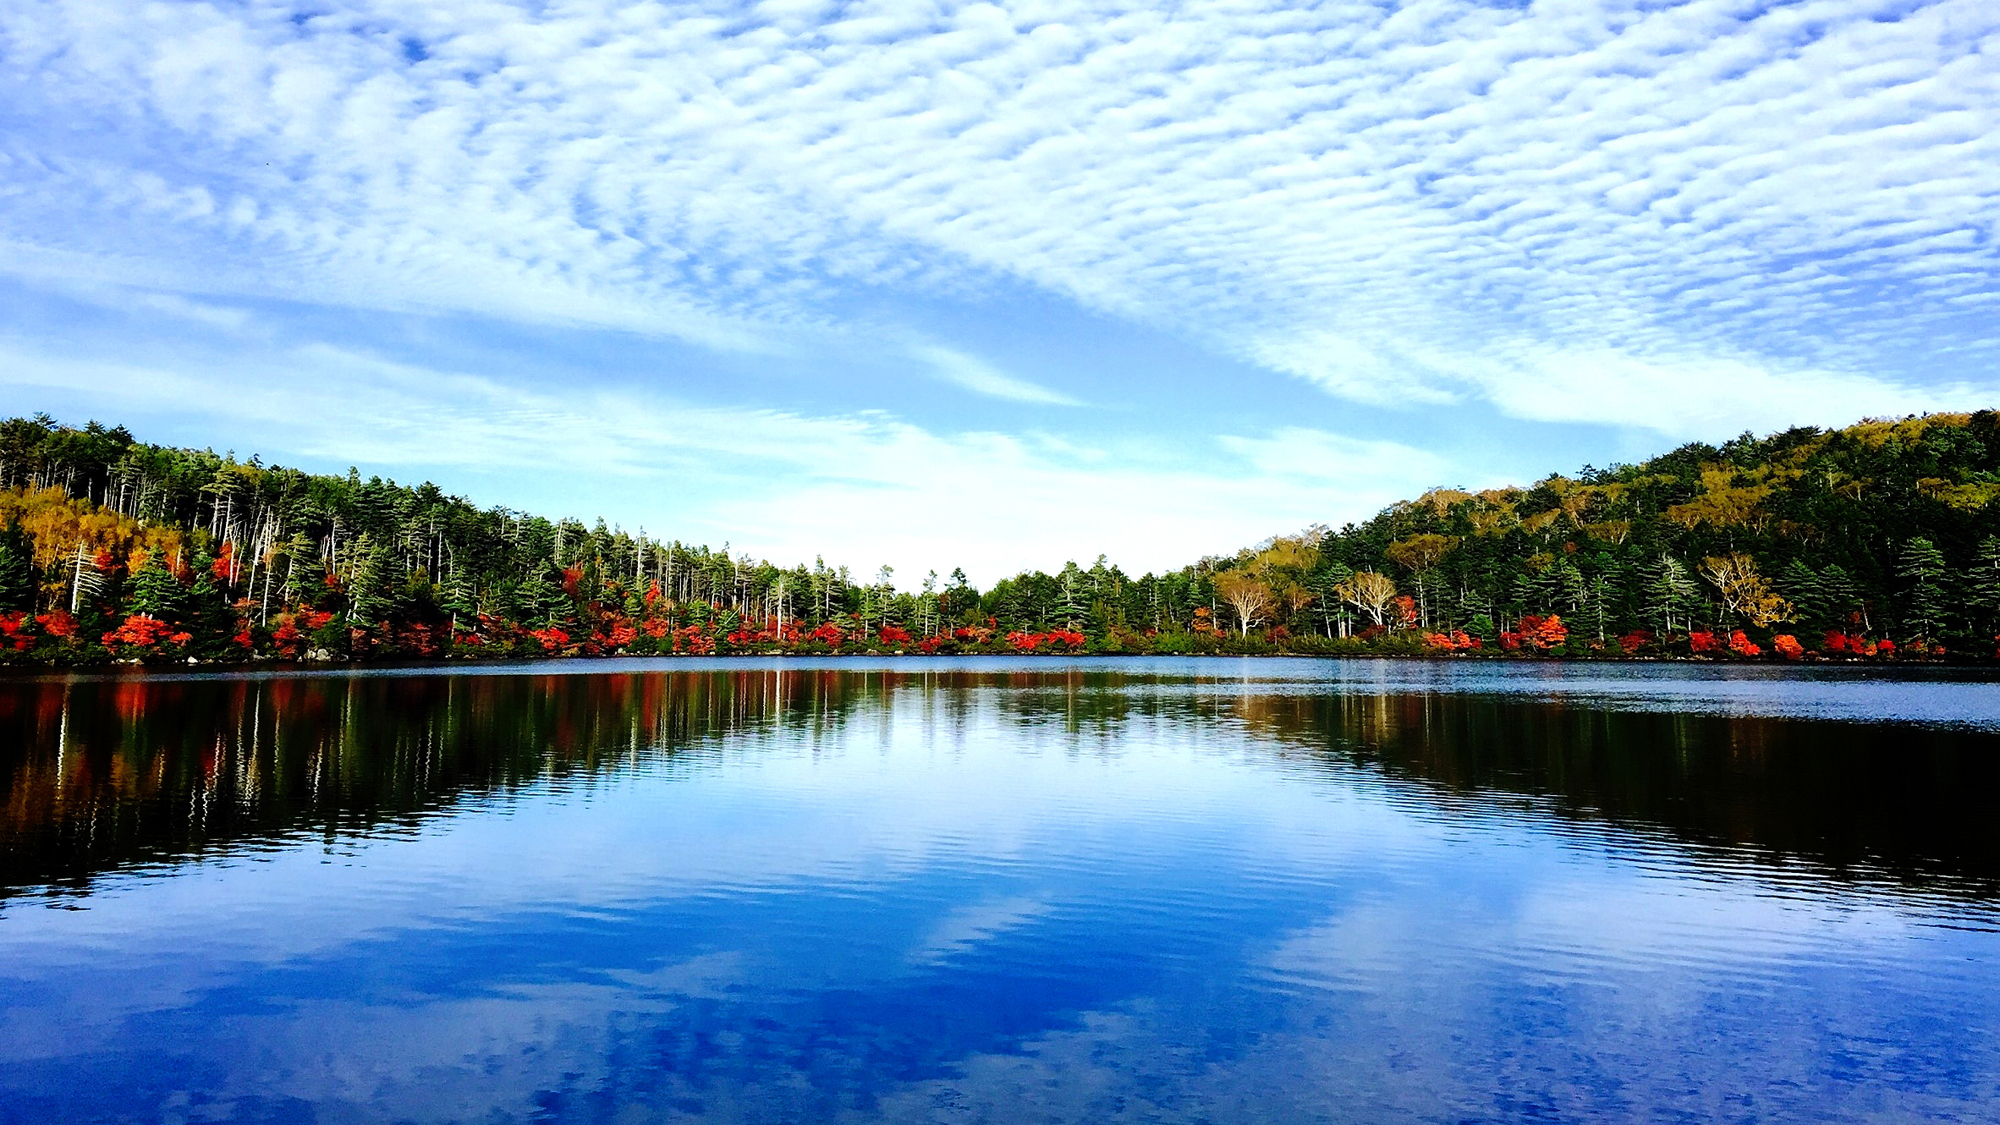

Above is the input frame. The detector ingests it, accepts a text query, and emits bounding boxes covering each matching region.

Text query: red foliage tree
[0,612,35,651]
[101,614,178,653]
[34,609,78,639]
[1508,615,1567,652]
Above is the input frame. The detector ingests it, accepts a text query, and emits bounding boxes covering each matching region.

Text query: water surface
[2,658,1998,1123]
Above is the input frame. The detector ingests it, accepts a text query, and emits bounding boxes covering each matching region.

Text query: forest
[1,411,1997,664]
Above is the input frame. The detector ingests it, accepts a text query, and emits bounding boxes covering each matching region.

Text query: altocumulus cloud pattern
[0,0,1996,574]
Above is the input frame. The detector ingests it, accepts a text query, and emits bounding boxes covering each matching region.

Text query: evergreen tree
[1643,554,1701,634]
[0,520,35,613]
[514,568,568,627]
[1967,536,2000,642]
[1583,567,1617,642]
[1818,564,1864,634]
[1778,559,1823,630]
[440,572,481,631]
[182,550,233,657]
[1057,561,1087,630]
[1513,562,1554,616]
[126,552,185,620]
[347,539,402,625]
[1310,563,1354,637]
[1553,557,1588,620]
[1896,538,1951,645]
[275,534,316,605]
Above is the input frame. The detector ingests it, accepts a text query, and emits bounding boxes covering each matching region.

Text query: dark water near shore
[2,658,1999,1123]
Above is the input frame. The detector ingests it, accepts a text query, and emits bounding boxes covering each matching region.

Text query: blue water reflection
[1,659,1997,1123]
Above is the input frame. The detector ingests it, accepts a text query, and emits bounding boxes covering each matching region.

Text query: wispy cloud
[0,340,1452,580]
[1218,427,1452,487]
[3,0,1994,436]
[912,344,1081,405]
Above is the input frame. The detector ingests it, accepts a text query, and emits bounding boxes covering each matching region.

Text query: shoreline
[1,648,1981,677]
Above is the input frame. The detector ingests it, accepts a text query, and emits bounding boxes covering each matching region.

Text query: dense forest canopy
[1,410,1997,662]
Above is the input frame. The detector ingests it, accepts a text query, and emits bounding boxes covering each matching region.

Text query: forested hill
[0,411,1996,664]
[1244,411,2000,658]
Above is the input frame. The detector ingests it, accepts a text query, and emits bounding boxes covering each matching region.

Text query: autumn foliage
[1501,615,1569,653]
[1,411,1995,665]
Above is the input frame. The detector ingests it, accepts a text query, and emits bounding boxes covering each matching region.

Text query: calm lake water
[3,657,2000,1124]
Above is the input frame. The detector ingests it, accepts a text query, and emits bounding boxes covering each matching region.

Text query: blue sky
[2,0,1996,582]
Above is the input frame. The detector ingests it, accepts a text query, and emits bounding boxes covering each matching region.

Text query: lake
[3,657,1999,1123]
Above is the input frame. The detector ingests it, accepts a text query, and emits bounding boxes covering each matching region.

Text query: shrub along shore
[2,411,1997,667]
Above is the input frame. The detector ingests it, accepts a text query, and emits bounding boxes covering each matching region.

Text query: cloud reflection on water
[0,661,1997,1122]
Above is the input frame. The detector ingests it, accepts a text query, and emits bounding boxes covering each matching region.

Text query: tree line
[1,410,1996,663]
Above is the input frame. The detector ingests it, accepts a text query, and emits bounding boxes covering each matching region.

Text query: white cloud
[1218,427,1452,487]
[125,290,252,331]
[1246,332,1461,409]
[1451,343,1991,436]
[0,340,1451,582]
[911,343,1081,405]
[3,0,1997,435]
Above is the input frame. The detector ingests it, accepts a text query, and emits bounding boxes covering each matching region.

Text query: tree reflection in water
[4,664,1996,902]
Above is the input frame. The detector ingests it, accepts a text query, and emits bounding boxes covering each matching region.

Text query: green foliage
[126,552,184,620]
[1967,536,2000,641]
[1896,538,1951,644]
[0,520,34,613]
[1642,555,1701,634]
[513,569,568,627]
[2,410,1999,661]
[347,538,404,625]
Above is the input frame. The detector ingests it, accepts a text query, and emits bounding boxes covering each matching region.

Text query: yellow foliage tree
[1667,468,1774,531]
[0,487,184,606]
[1213,571,1275,637]
[1334,570,1399,628]
[1698,553,1793,628]
[1384,533,1453,573]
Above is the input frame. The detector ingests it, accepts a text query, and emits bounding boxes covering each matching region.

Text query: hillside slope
[1211,412,2000,657]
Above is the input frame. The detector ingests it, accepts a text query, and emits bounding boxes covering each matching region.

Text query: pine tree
[1896,538,1951,645]
[0,520,34,613]
[514,568,567,627]
[1554,558,1588,619]
[275,534,316,605]
[1584,569,1616,642]
[442,572,481,627]
[1057,561,1086,630]
[182,550,232,657]
[1819,564,1864,633]
[1311,563,1354,637]
[1967,536,2000,641]
[1514,563,1555,616]
[347,539,401,625]
[127,552,185,620]
[1778,559,1823,630]
[1643,554,1701,634]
